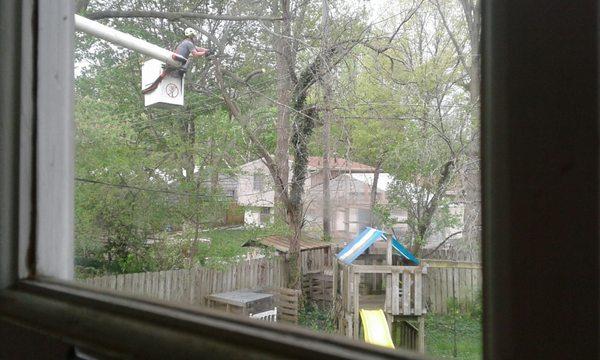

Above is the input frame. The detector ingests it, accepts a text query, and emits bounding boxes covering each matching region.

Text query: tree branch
[211,57,291,210]
[422,231,462,257]
[431,0,470,74]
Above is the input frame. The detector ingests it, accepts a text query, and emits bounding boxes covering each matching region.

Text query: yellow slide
[359,309,395,349]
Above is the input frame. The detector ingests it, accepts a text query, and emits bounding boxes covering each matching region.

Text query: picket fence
[82,257,288,307]
[81,254,481,316]
[421,259,482,314]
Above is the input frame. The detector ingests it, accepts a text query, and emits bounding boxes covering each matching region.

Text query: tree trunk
[460,0,481,253]
[180,114,196,183]
[273,0,292,223]
[322,108,331,239]
[321,0,332,240]
[369,161,382,227]
[413,159,455,256]
[287,106,316,289]
[287,208,303,289]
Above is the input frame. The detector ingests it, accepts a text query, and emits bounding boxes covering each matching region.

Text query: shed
[243,235,332,271]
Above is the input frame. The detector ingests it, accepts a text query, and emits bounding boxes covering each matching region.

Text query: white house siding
[234,160,463,248]
[237,159,279,208]
[304,174,386,242]
[235,159,294,226]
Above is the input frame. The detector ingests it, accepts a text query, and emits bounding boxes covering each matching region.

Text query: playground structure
[333,227,427,352]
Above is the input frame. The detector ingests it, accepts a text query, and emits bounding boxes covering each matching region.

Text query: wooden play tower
[333,227,427,352]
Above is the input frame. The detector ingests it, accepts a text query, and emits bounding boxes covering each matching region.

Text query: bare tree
[433,0,481,252]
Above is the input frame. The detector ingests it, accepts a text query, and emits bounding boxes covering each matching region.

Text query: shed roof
[336,227,419,266]
[246,235,331,253]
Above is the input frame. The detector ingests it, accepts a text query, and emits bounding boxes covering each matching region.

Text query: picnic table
[206,290,274,316]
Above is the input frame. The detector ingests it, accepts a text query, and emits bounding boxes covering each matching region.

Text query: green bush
[298,301,336,334]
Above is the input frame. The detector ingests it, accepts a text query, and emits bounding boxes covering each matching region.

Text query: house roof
[247,235,331,253]
[238,157,375,174]
[350,173,394,192]
[307,157,375,173]
[336,227,419,265]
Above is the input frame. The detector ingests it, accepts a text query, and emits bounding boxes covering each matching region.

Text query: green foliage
[425,295,483,359]
[192,226,286,269]
[73,0,477,278]
[426,314,482,360]
[298,301,337,334]
[73,4,257,276]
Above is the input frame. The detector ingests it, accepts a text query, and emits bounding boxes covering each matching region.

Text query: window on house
[356,208,371,228]
[253,173,265,191]
[259,207,272,224]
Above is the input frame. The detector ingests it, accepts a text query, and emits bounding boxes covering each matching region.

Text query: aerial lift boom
[74,14,184,67]
[74,14,186,107]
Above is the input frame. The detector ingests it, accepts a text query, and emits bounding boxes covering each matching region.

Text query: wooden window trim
[1,279,420,359]
[2,0,599,359]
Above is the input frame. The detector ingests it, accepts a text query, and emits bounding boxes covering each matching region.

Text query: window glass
[72,0,481,357]
[253,173,265,191]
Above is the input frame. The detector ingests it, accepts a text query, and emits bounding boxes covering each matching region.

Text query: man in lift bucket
[172,27,213,76]
[142,27,213,94]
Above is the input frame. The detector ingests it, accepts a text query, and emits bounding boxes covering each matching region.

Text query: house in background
[234,157,377,227]
[232,157,463,250]
[305,157,375,187]
[304,172,409,242]
[235,158,287,226]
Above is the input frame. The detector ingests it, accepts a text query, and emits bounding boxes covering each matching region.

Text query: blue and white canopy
[336,227,420,266]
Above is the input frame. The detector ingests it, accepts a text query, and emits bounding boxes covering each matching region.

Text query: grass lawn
[425,314,482,360]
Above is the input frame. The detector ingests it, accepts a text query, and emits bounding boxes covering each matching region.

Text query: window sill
[0,279,425,359]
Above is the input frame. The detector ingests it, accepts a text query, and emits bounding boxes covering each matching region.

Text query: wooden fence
[421,259,482,314]
[81,253,481,316]
[301,247,331,273]
[422,248,481,262]
[302,271,333,302]
[81,257,288,307]
[276,288,301,323]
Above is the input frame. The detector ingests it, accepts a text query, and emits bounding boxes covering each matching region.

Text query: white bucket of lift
[142,59,184,107]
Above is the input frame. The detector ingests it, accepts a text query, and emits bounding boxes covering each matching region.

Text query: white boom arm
[74,14,184,68]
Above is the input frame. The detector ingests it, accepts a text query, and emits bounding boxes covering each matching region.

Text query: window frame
[2,0,599,359]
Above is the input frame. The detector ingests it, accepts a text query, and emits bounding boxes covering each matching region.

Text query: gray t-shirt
[175,39,196,60]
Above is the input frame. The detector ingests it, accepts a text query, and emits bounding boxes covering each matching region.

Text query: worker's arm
[191,47,209,57]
